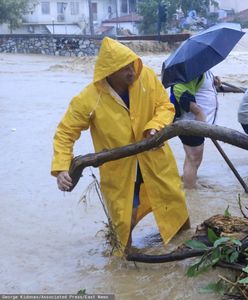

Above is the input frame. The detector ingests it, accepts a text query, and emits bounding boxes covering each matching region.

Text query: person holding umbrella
[162,23,245,189]
[171,70,222,189]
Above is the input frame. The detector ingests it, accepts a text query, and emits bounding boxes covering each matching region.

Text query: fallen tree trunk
[126,251,245,271]
[126,214,248,271]
[69,120,248,191]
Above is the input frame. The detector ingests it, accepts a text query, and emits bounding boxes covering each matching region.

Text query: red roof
[103,13,143,23]
[95,25,114,34]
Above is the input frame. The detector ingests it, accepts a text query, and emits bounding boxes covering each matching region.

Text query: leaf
[186,263,201,277]
[230,238,242,246]
[224,205,231,217]
[238,277,248,284]
[211,247,220,259]
[207,228,219,244]
[242,266,248,273]
[185,239,208,250]
[211,257,220,265]
[229,251,239,263]
[186,257,214,277]
[199,280,226,295]
[213,237,230,248]
[77,289,86,295]
[210,248,221,265]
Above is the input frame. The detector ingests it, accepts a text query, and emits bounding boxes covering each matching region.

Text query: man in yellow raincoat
[51,37,189,255]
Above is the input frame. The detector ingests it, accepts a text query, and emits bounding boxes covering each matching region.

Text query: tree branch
[69,120,248,191]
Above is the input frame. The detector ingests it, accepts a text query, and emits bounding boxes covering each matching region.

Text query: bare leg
[124,207,138,254]
[183,143,204,189]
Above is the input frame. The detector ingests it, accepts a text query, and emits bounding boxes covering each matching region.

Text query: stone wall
[0,34,102,56]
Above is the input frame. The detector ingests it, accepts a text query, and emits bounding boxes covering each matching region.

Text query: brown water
[0,51,247,299]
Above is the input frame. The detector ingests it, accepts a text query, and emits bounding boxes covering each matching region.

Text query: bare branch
[69,120,248,191]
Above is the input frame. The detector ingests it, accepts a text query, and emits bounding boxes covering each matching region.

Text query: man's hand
[143,128,158,139]
[57,171,73,191]
[144,129,164,149]
[214,76,222,87]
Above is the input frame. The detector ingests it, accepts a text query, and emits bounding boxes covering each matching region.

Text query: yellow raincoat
[52,37,189,254]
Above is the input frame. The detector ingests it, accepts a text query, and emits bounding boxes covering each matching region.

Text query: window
[70,2,79,15]
[41,2,50,14]
[57,2,67,21]
[57,2,64,14]
[121,0,128,14]
[129,0,136,13]
[91,2,97,21]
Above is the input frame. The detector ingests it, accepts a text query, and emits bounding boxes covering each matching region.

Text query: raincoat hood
[93,37,143,84]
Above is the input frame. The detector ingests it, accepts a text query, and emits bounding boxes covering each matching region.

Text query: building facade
[212,0,248,13]
[0,0,140,35]
[218,0,248,12]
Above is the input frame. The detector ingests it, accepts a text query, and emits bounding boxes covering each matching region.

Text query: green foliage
[238,266,248,284]
[185,222,248,298]
[77,289,86,295]
[179,0,219,17]
[185,230,241,277]
[0,0,36,29]
[137,0,183,34]
[238,276,248,284]
[137,0,161,34]
[185,239,208,250]
[199,279,226,295]
[224,205,231,217]
[207,228,218,243]
[137,0,219,34]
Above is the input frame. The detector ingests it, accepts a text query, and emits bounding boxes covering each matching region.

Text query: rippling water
[0,51,247,299]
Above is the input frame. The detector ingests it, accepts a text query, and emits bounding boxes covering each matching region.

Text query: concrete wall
[0,34,102,56]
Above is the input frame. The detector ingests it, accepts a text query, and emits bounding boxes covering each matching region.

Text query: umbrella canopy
[162,23,245,88]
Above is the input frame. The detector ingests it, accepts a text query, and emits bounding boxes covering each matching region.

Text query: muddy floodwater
[1,36,248,300]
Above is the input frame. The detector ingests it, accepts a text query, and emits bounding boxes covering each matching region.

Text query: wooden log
[126,252,245,271]
[126,215,248,269]
[220,82,246,93]
[68,120,248,191]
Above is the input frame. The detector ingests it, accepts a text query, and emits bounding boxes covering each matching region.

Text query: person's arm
[189,102,206,122]
[143,68,175,134]
[51,89,92,190]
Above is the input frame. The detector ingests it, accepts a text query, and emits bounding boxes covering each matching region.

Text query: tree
[137,0,161,34]
[137,0,219,34]
[137,0,188,34]
[0,0,37,31]
[179,0,219,18]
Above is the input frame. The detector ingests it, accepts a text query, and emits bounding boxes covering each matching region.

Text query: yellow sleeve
[144,70,175,132]
[51,89,92,176]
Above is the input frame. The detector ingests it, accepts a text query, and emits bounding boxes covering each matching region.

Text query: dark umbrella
[162,23,245,88]
[162,23,248,193]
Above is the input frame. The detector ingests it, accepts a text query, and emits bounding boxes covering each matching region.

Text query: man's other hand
[57,171,73,191]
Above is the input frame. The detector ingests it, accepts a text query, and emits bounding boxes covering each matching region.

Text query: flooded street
[0,42,248,299]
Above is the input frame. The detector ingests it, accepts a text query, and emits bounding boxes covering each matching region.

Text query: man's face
[108,62,136,86]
